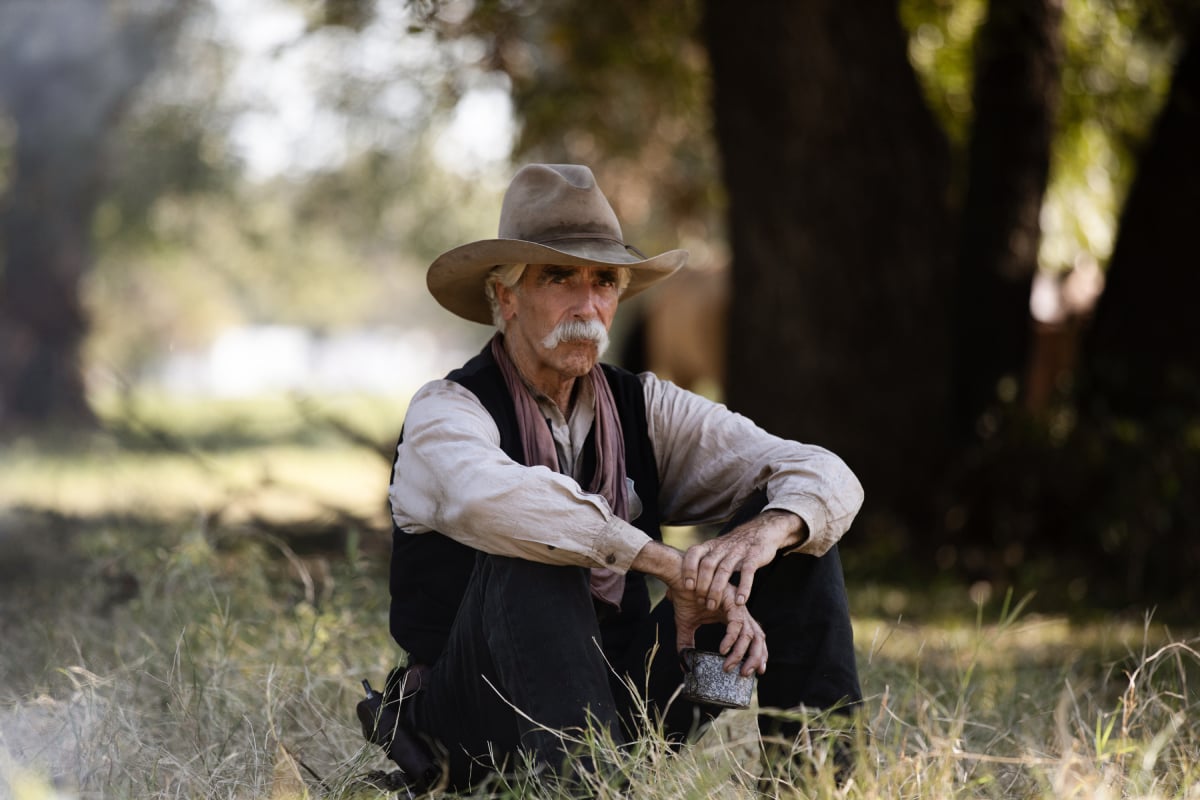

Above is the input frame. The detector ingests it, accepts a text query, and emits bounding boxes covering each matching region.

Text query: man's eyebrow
[538,265,578,281]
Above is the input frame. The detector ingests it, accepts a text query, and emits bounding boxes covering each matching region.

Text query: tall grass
[3,514,1196,799]
[2,399,1198,798]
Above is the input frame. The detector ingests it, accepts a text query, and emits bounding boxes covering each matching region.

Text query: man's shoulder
[600,363,663,430]
[602,364,679,397]
[601,362,675,384]
[600,361,653,395]
[445,345,498,387]
[437,345,518,428]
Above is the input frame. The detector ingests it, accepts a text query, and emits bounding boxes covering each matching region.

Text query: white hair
[485,264,528,332]
[484,264,632,332]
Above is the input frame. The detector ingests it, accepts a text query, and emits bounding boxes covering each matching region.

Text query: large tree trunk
[0,1,179,430]
[1081,22,1200,420]
[952,0,1063,437]
[0,130,100,425]
[704,1,953,509]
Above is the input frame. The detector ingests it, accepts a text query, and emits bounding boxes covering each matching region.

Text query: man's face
[497,264,621,380]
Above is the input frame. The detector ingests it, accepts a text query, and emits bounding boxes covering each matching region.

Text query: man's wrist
[764,509,809,552]
[631,540,683,587]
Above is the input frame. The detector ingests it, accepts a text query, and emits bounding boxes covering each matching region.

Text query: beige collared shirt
[389,371,865,574]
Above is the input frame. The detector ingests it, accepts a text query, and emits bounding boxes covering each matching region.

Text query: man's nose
[569,284,604,318]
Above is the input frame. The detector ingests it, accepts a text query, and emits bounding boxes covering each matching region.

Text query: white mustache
[541,319,609,356]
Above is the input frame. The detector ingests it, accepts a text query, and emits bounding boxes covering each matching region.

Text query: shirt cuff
[764,494,832,556]
[590,516,652,574]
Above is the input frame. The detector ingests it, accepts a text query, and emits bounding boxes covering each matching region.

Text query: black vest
[388,344,664,665]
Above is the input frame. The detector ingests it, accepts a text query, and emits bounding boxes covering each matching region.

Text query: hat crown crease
[498,164,624,247]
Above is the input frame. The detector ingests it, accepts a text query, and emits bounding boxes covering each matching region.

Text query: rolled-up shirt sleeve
[389,380,651,573]
[643,374,864,556]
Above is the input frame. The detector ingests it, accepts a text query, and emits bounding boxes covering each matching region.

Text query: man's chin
[558,339,607,359]
[552,342,605,374]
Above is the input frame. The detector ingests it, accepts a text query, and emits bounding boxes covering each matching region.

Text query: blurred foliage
[403,0,1186,283]
[82,2,502,383]
[86,144,498,382]
[902,0,1183,274]
[3,0,1190,389]
[1040,0,1183,272]
[902,0,988,146]
[411,0,723,263]
[93,2,238,247]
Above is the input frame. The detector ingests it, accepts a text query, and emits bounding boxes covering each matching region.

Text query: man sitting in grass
[384,163,864,790]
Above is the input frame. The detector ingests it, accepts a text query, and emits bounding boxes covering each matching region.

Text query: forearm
[391,380,649,571]
[643,374,863,553]
[757,509,809,553]
[630,540,684,586]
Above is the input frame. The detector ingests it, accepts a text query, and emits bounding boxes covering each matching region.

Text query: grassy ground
[1,395,1198,799]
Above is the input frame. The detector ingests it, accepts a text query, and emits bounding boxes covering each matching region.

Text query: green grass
[2,395,1198,798]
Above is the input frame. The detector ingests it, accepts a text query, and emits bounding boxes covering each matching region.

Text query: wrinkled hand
[682,510,806,610]
[631,537,788,677]
[667,580,767,677]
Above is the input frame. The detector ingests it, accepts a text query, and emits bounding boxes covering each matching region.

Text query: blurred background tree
[1,0,1197,613]
[0,0,191,427]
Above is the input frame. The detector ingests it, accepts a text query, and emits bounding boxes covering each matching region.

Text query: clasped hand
[667,577,766,677]
[669,510,806,678]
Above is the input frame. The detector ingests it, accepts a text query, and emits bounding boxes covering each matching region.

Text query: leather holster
[356,665,439,791]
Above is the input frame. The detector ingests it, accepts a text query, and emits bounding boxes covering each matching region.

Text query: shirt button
[605,554,616,565]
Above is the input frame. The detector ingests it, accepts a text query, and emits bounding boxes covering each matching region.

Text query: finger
[744,628,768,676]
[734,566,757,606]
[723,626,755,673]
[681,544,708,591]
[695,553,721,607]
[718,619,743,658]
[706,560,740,609]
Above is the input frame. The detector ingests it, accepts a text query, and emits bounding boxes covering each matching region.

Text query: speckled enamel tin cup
[681,648,756,709]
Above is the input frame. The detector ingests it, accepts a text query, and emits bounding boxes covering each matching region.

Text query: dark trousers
[405,503,861,788]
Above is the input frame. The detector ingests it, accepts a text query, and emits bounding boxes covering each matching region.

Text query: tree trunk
[952,0,1063,437]
[0,131,100,426]
[1081,22,1200,420]
[0,1,180,430]
[704,0,954,509]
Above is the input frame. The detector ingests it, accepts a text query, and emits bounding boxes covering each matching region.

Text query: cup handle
[680,647,696,672]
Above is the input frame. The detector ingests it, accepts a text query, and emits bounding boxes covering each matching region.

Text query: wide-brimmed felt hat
[427,163,688,325]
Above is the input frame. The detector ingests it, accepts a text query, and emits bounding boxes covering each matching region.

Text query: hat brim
[427,237,688,325]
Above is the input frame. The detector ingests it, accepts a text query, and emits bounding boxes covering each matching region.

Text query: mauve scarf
[490,334,628,608]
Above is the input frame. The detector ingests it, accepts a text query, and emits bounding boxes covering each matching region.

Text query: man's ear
[495,281,519,324]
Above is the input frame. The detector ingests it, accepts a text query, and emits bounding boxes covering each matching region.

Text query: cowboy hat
[427,163,688,325]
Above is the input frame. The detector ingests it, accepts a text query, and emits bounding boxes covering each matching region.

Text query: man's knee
[473,555,595,623]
